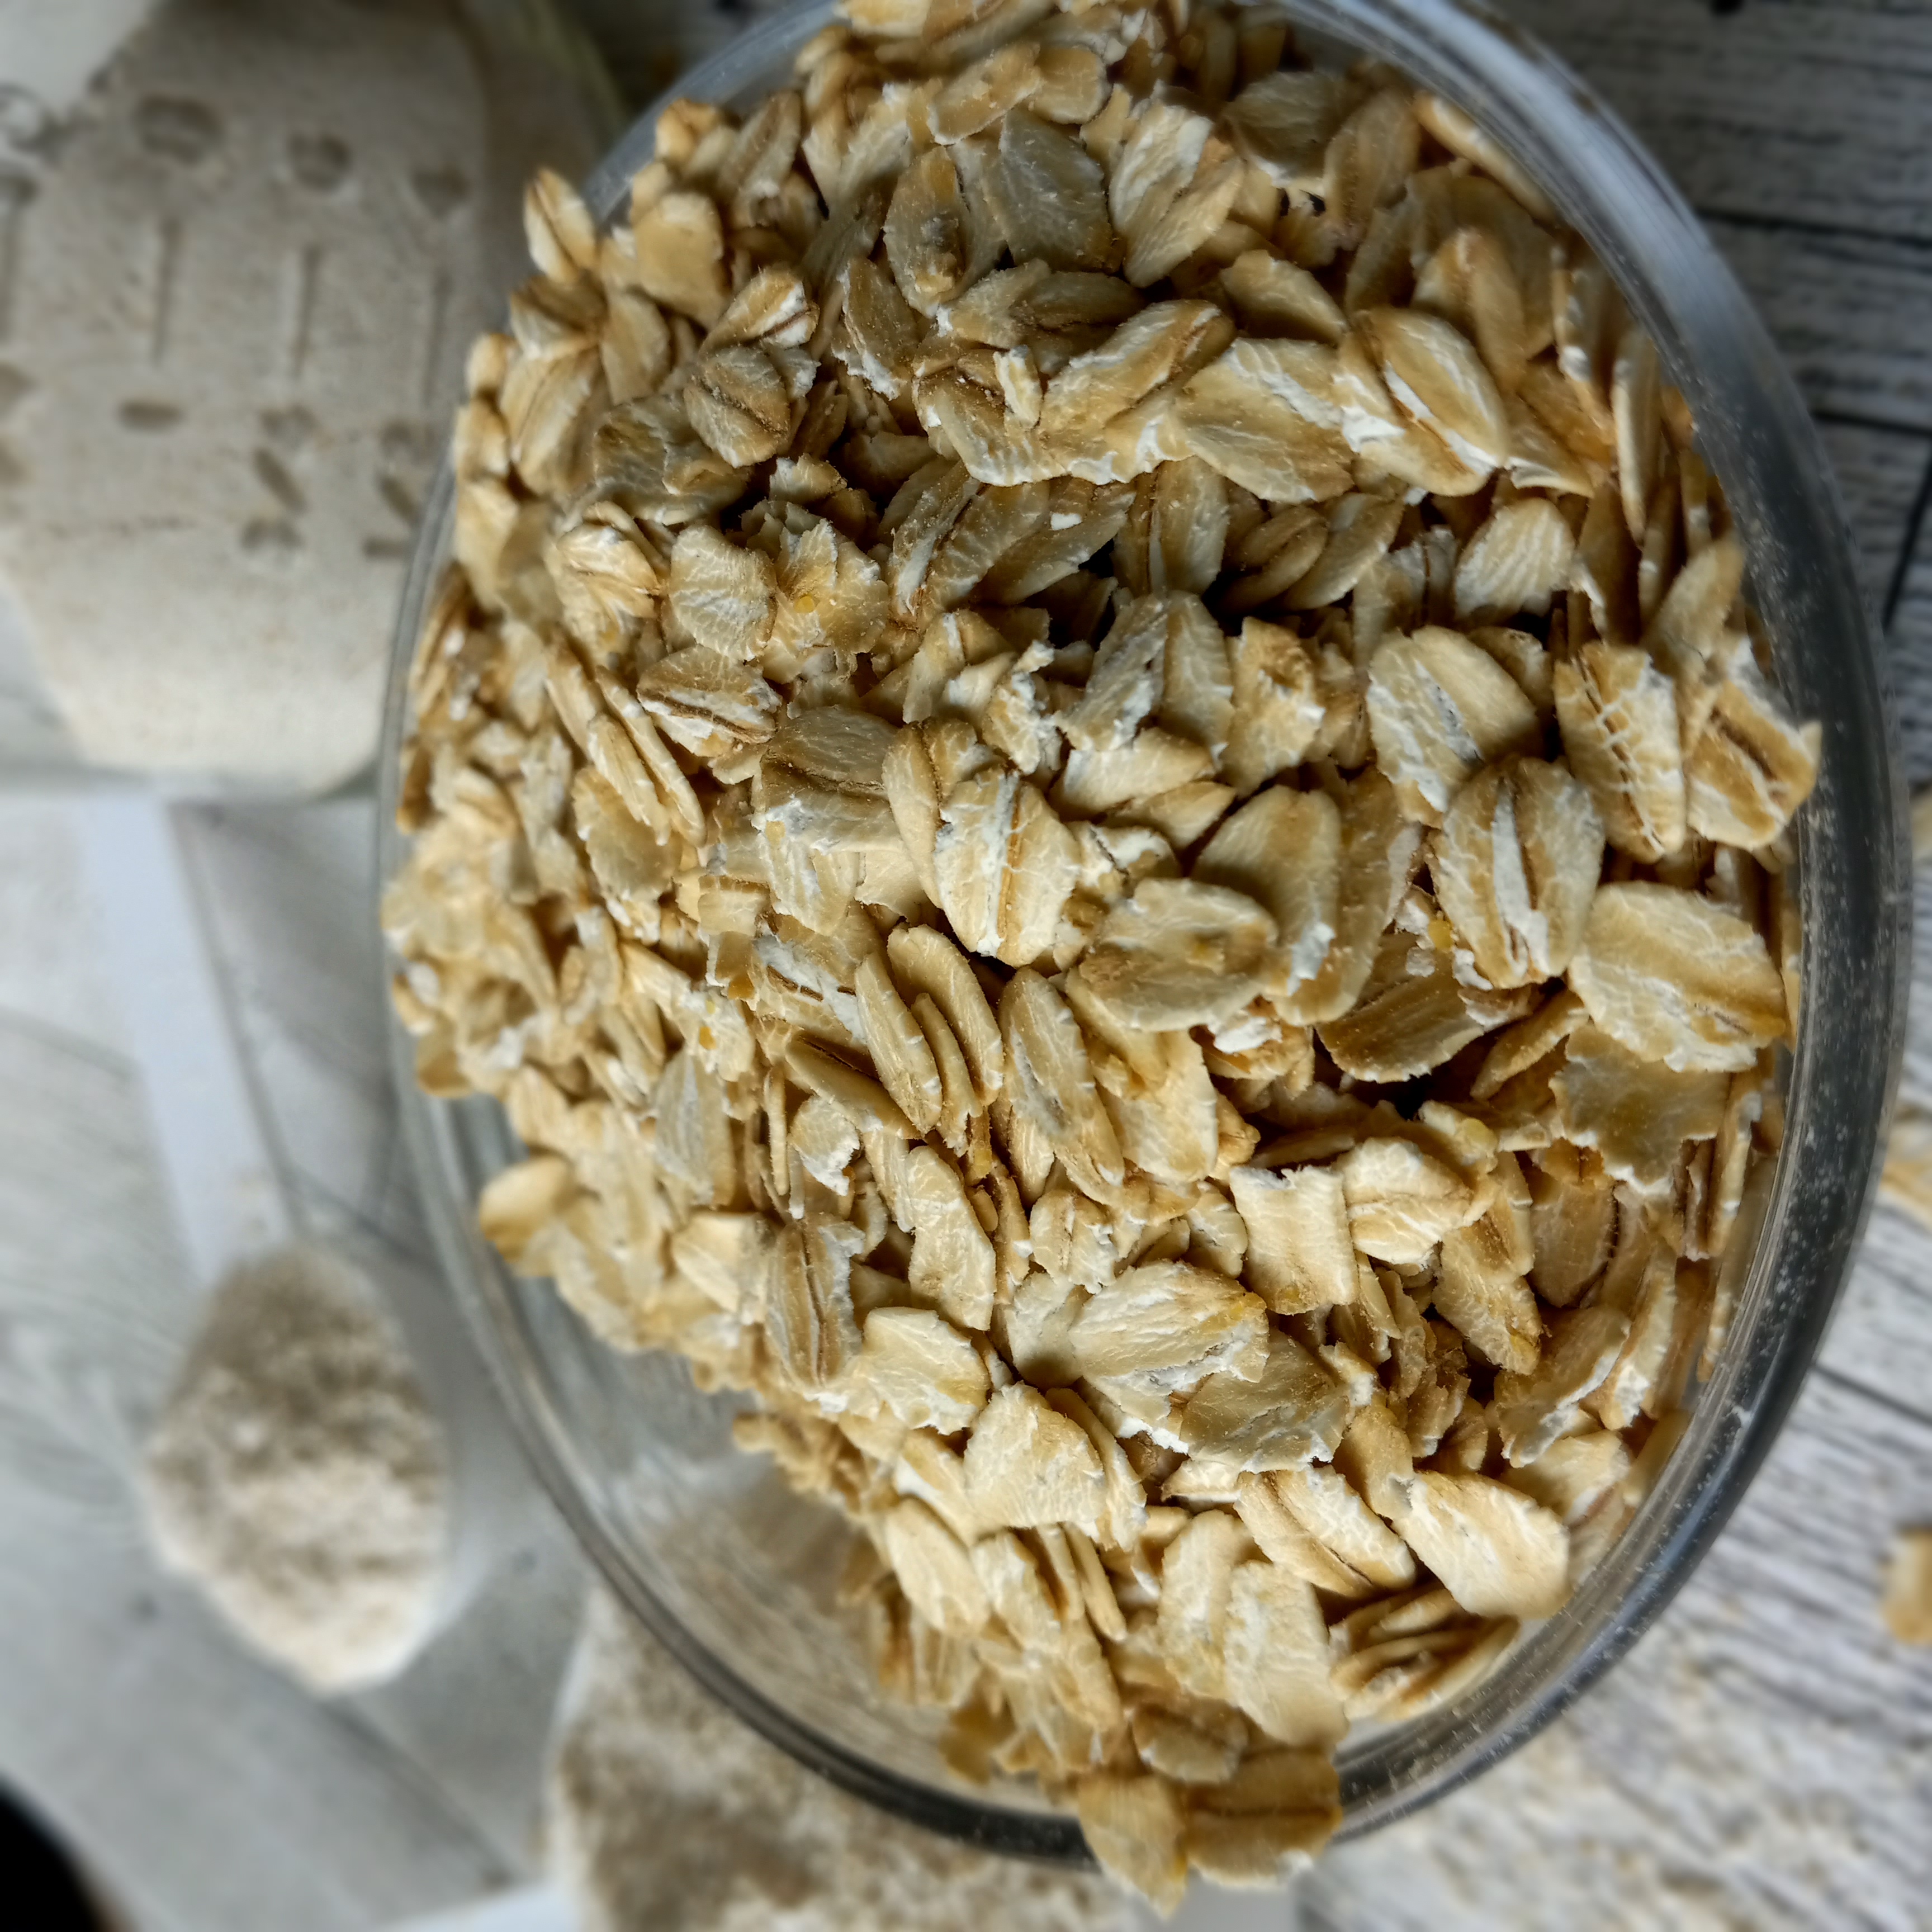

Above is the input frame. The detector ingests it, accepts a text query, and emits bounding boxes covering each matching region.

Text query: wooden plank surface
[1706,220,1932,433]
[0,3,1927,1930]
[1505,0,1932,244]
[1891,524,1932,787]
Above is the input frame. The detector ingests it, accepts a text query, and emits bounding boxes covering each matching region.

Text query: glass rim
[380,0,1911,1864]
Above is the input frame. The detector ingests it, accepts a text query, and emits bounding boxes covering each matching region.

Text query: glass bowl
[380,0,1911,1863]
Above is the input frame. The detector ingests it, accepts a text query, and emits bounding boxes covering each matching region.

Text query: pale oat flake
[388,5,1814,1910]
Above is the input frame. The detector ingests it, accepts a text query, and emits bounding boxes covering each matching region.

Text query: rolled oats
[1264,1463,1418,1590]
[1382,1470,1570,1618]
[1431,754,1603,988]
[390,4,1814,1907]
[1366,624,1541,821]
[1880,1528,1932,1647]
[1568,882,1787,1073]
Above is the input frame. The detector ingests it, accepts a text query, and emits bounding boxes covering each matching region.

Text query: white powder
[139,1243,451,1694]
[1299,1633,1895,1932]
[547,1588,1136,1932]
[0,0,609,790]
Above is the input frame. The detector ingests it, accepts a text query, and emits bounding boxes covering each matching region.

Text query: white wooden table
[0,2,1928,1928]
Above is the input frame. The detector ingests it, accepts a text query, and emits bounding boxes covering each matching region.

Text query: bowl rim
[380,0,1912,1864]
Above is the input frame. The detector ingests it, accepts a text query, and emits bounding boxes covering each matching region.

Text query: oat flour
[139,1244,450,1694]
[547,1587,1133,1932]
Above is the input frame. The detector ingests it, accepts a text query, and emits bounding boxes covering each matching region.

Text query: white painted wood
[2,1523,515,1932]
[72,792,293,1287]
[0,6,1926,1931]
[0,789,594,1927]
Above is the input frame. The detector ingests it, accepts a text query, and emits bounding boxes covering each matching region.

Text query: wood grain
[1889,519,1932,784]
[1812,419,1929,608]
[1505,0,1932,244]
[1808,419,1932,782]
[1707,219,1932,434]
[0,5,1925,1930]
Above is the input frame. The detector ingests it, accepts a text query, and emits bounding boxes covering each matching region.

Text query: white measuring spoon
[71,785,531,1684]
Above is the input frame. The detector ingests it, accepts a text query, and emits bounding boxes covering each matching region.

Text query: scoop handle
[70,788,292,1288]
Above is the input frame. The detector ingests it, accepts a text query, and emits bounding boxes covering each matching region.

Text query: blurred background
[0,1,1926,1928]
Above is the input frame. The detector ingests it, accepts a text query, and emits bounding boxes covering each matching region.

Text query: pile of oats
[383,0,1819,1907]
